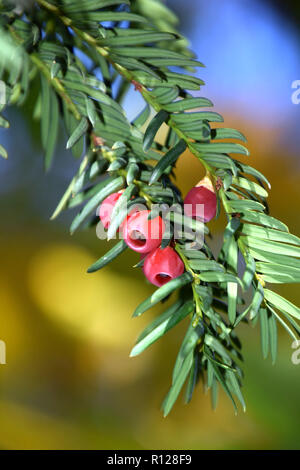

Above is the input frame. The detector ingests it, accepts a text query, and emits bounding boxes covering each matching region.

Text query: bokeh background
[0,0,299,450]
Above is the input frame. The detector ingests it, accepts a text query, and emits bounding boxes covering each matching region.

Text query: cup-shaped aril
[184,176,217,223]
[143,246,185,287]
[99,190,123,229]
[122,210,165,253]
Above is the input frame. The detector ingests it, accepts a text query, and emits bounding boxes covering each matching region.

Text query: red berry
[122,210,165,254]
[184,177,217,223]
[143,246,184,287]
[99,191,123,229]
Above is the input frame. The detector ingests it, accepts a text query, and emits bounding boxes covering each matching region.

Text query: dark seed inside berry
[155,273,171,285]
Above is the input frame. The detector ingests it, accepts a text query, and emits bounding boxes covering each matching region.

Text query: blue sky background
[168,0,300,127]
[119,0,300,153]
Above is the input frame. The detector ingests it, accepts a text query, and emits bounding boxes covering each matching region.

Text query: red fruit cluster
[99,177,217,287]
[122,210,165,254]
[143,246,184,287]
[99,190,124,230]
[99,196,184,286]
[184,176,217,223]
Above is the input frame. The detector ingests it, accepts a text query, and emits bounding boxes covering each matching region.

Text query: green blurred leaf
[111,46,193,59]
[245,247,300,270]
[168,211,208,236]
[132,104,150,128]
[0,144,8,159]
[241,224,300,245]
[242,236,300,258]
[107,183,137,239]
[226,370,246,411]
[162,351,193,417]
[261,273,300,284]
[133,274,193,317]
[268,313,278,364]
[227,200,265,213]
[107,157,127,172]
[85,97,97,127]
[135,300,182,342]
[126,162,139,185]
[73,159,107,195]
[185,354,199,404]
[267,305,298,341]
[149,139,186,185]
[264,290,300,320]
[188,259,224,272]
[40,74,60,169]
[199,272,241,286]
[111,55,162,80]
[66,117,88,149]
[259,308,269,359]
[45,90,59,170]
[50,60,61,79]
[172,320,204,384]
[233,177,268,198]
[204,335,232,364]
[241,211,288,231]
[64,0,130,12]
[152,87,179,105]
[69,177,113,208]
[0,115,10,128]
[50,155,90,219]
[241,253,256,290]
[164,97,213,112]
[249,283,264,320]
[40,74,50,148]
[256,262,300,276]
[87,240,128,273]
[143,110,169,151]
[207,360,237,413]
[134,71,204,90]
[194,142,249,156]
[70,176,124,234]
[99,31,176,46]
[130,299,193,357]
[70,11,148,23]
[173,111,223,125]
[223,218,241,241]
[148,57,203,68]
[211,127,247,143]
[181,249,207,260]
[201,153,237,174]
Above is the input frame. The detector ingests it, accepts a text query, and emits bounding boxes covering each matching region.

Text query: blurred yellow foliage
[27,243,151,349]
